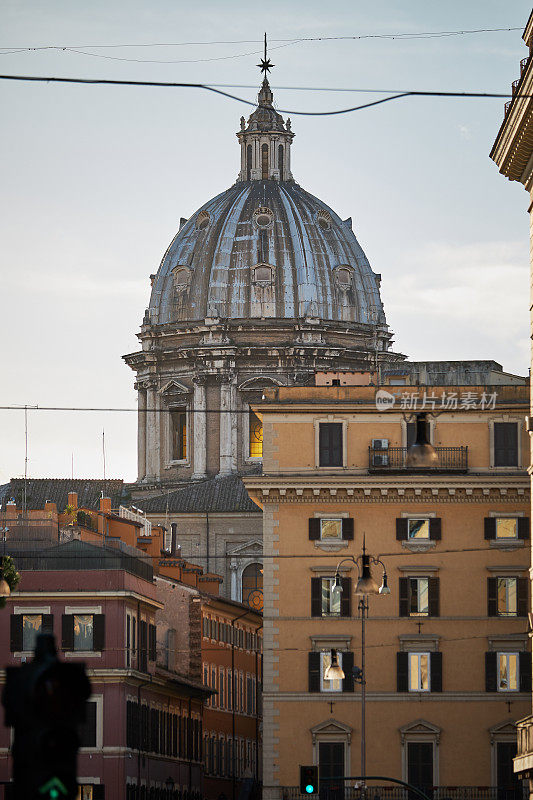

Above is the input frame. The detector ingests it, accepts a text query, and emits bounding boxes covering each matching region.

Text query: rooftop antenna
[102,429,107,498]
[21,404,38,517]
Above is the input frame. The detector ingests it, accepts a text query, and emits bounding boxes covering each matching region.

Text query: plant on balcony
[0,556,20,609]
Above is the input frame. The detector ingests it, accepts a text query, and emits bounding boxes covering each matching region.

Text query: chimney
[44,500,57,514]
[100,497,112,514]
[67,492,78,509]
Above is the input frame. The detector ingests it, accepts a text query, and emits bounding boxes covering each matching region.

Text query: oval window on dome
[317,211,332,231]
[253,207,273,229]
[196,211,210,231]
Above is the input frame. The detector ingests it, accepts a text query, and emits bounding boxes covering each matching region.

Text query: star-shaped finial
[257,32,274,75]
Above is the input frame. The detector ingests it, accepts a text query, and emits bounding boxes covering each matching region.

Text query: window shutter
[397,652,408,692]
[428,578,440,617]
[342,518,354,540]
[149,624,157,661]
[41,614,54,635]
[311,578,322,617]
[399,578,409,617]
[319,424,330,466]
[485,652,497,692]
[518,578,528,617]
[62,615,74,651]
[93,615,105,651]
[10,615,23,652]
[396,519,408,541]
[79,701,97,748]
[308,652,321,692]
[430,652,442,692]
[309,519,320,540]
[484,518,496,540]
[487,578,498,617]
[520,652,531,692]
[92,787,105,800]
[340,578,351,617]
[518,518,530,539]
[429,518,441,540]
[494,422,518,467]
[342,651,354,692]
[319,423,342,467]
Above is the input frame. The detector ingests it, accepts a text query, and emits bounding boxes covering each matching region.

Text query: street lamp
[329,541,390,789]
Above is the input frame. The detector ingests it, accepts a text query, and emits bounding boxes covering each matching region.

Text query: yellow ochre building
[245,381,530,798]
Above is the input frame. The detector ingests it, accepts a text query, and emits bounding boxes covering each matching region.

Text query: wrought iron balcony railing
[281,786,527,800]
[368,446,468,473]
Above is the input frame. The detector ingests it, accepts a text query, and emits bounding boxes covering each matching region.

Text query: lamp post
[328,541,390,790]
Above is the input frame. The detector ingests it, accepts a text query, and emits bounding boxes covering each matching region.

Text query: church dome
[148,180,386,326]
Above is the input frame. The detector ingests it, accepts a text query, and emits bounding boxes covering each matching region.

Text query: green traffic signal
[306,785,315,794]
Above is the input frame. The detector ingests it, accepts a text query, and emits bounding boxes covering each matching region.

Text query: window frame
[408,577,430,617]
[489,419,521,469]
[170,406,188,463]
[315,418,347,469]
[320,518,343,542]
[497,652,520,692]
[408,651,431,692]
[321,577,342,618]
[407,519,431,540]
[320,650,344,693]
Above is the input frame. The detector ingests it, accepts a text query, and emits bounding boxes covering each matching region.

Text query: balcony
[515,715,533,778]
[368,446,468,473]
[281,787,527,800]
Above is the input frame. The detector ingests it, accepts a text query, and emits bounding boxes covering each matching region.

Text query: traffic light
[2,633,91,800]
[300,765,319,795]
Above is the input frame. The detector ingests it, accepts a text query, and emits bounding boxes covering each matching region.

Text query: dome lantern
[236,41,295,182]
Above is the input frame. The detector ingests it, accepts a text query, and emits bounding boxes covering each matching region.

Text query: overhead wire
[0,74,523,116]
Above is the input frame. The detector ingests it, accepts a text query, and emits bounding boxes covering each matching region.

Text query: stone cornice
[244,476,529,504]
[491,56,533,184]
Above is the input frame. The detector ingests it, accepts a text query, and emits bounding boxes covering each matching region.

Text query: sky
[1,0,532,485]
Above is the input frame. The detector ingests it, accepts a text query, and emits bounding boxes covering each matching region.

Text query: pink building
[0,539,210,800]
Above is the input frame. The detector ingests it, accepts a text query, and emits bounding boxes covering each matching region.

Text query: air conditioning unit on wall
[372,453,389,467]
[372,438,389,450]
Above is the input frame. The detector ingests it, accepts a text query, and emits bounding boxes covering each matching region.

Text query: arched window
[246,145,252,181]
[261,144,269,180]
[278,144,284,180]
[242,563,263,610]
[249,410,263,457]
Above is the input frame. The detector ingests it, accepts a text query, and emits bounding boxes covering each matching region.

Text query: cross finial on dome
[257,32,274,76]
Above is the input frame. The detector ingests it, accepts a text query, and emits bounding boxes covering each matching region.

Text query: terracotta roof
[0,478,126,511]
[136,475,260,514]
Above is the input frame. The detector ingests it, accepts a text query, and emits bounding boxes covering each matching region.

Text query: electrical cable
[0,74,525,116]
[0,27,522,51]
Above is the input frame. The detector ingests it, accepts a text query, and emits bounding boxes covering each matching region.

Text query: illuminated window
[496,518,518,539]
[172,408,187,460]
[408,519,430,539]
[74,614,94,651]
[22,614,42,652]
[498,652,519,691]
[242,562,263,611]
[320,519,342,540]
[261,144,269,179]
[249,410,263,458]
[497,578,518,616]
[408,652,430,691]
[320,650,343,692]
[321,578,341,617]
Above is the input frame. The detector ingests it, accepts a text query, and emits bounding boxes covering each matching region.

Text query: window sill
[401,540,436,553]
[165,460,190,468]
[489,539,525,550]
[64,651,102,658]
[314,540,349,552]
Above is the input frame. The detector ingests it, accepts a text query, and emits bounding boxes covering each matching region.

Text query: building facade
[244,382,531,797]
[490,9,533,791]
[0,539,208,800]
